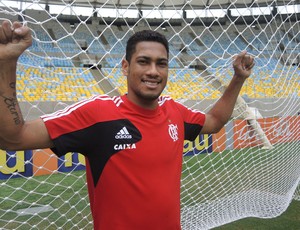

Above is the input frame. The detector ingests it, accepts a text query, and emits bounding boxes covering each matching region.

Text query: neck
[126,94,158,110]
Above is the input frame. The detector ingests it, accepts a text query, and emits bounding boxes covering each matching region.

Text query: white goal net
[0,0,299,229]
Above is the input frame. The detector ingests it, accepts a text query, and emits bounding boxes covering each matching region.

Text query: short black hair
[125,30,169,62]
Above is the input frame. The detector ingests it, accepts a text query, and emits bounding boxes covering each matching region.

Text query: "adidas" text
[115,127,132,139]
[115,134,132,139]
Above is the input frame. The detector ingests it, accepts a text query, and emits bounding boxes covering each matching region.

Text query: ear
[122,59,129,76]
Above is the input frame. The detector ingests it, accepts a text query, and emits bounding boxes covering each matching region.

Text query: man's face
[122,41,168,109]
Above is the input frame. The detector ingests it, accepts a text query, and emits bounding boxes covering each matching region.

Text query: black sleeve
[184,122,203,141]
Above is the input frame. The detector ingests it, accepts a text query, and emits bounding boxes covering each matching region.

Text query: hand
[232,51,255,81]
[0,20,32,62]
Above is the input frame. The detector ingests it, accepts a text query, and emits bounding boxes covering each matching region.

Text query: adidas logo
[115,127,132,139]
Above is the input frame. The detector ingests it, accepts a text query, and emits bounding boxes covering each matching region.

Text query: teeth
[144,81,158,85]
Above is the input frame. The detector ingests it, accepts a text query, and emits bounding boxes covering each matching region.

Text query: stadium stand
[10,11,300,101]
[17,66,104,101]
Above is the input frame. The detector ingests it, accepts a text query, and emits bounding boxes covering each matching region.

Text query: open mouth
[142,80,160,87]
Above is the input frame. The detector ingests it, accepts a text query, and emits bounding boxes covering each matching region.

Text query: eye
[137,59,148,65]
[158,61,168,68]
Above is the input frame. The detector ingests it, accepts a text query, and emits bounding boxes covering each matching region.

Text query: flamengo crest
[168,124,178,142]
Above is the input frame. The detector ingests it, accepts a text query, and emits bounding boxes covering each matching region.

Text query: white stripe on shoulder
[175,99,205,114]
[41,95,113,121]
[158,95,172,106]
[112,96,123,107]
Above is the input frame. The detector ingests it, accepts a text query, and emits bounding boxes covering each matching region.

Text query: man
[0,20,254,229]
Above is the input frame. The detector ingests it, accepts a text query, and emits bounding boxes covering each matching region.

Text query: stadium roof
[13,0,294,9]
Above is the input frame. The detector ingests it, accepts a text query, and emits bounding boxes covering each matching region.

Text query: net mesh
[0,1,299,229]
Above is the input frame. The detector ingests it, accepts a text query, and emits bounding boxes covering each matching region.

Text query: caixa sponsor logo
[114,143,136,150]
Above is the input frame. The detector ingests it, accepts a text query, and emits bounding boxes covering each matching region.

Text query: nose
[147,63,159,77]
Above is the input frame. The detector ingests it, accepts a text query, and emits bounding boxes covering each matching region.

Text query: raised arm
[201,51,255,134]
[0,20,53,150]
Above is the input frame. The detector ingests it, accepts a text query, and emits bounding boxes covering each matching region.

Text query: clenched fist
[232,51,255,81]
[0,20,32,62]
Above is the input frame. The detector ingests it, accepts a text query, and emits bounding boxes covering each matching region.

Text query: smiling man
[0,22,254,230]
[122,33,169,109]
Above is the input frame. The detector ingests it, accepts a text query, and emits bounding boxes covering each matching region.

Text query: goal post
[199,69,273,149]
[0,1,300,229]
